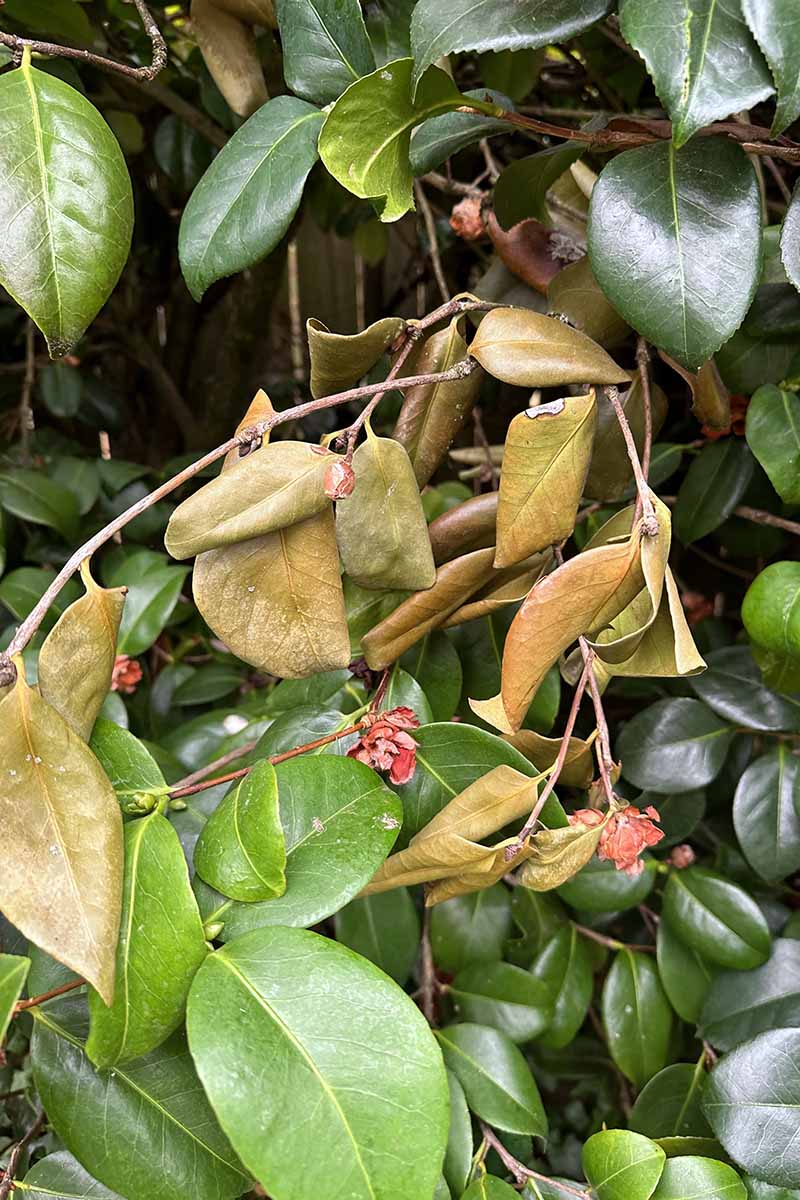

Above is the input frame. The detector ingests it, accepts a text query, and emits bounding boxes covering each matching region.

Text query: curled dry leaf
[547,255,630,348]
[660,352,731,433]
[468,307,631,388]
[485,210,567,293]
[428,491,498,564]
[190,0,273,117]
[362,546,498,668]
[37,558,126,742]
[223,387,276,467]
[471,524,645,732]
[494,392,597,568]
[165,440,339,560]
[443,550,553,628]
[518,819,608,892]
[503,729,595,789]
[0,669,122,1004]
[307,315,405,399]
[392,317,483,487]
[336,430,436,590]
[585,378,668,502]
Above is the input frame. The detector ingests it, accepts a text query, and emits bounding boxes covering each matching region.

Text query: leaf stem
[605,385,658,535]
[478,1122,592,1198]
[0,1110,46,1200]
[13,978,85,1013]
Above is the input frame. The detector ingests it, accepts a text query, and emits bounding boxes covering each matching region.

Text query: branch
[13,978,84,1013]
[659,495,800,539]
[0,0,168,81]
[579,637,617,806]
[414,180,450,304]
[478,1123,591,1198]
[0,1110,46,1200]
[606,385,658,536]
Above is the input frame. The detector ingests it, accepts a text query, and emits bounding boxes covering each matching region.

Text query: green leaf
[0,60,133,356]
[663,867,772,970]
[409,0,611,92]
[86,813,207,1067]
[31,1005,248,1200]
[745,385,800,504]
[733,747,800,882]
[557,856,657,914]
[89,718,168,801]
[39,363,82,418]
[583,1129,666,1200]
[700,938,800,1050]
[782,183,800,294]
[106,559,190,657]
[319,58,481,221]
[704,1028,800,1189]
[742,0,800,134]
[618,0,772,147]
[630,1063,713,1140]
[493,144,584,228]
[436,1022,548,1137]
[602,950,673,1089]
[2,0,94,43]
[401,632,463,722]
[530,926,593,1049]
[650,1156,747,1200]
[617,698,734,792]
[274,0,375,105]
[194,761,286,902]
[450,961,553,1043]
[187,926,448,1200]
[691,646,800,734]
[409,88,512,176]
[657,918,716,1024]
[463,1177,519,1199]
[0,952,29,1043]
[430,884,512,974]
[589,139,762,370]
[743,562,800,661]
[179,97,324,301]
[0,468,79,540]
[444,1070,473,1198]
[18,1151,125,1200]
[673,439,755,545]
[744,1178,800,1199]
[217,756,402,938]
[334,887,420,983]
[480,48,545,102]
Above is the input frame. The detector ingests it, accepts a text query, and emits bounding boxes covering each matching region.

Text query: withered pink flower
[111,654,143,695]
[324,459,356,500]
[449,196,485,241]
[598,805,664,876]
[568,808,605,829]
[347,706,420,785]
[668,843,696,869]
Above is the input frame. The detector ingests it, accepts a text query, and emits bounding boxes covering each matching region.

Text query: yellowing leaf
[443,551,552,628]
[307,316,405,399]
[0,671,123,1003]
[470,528,645,732]
[518,821,606,892]
[597,568,706,682]
[223,388,276,469]
[165,441,340,560]
[495,393,597,568]
[547,255,630,348]
[193,507,351,679]
[661,353,731,432]
[37,558,126,742]
[503,730,595,788]
[428,491,498,564]
[468,308,631,388]
[336,430,436,590]
[585,378,669,502]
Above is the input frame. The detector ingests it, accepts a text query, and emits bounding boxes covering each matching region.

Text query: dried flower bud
[111,654,143,695]
[324,459,356,500]
[668,843,696,869]
[449,196,485,241]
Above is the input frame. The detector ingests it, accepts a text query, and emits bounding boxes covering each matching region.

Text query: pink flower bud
[324,459,356,500]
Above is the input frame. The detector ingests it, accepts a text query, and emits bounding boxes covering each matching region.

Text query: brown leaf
[495,392,597,568]
[392,317,482,487]
[428,491,498,564]
[362,546,497,669]
[0,668,123,1003]
[443,550,552,628]
[518,820,606,892]
[307,316,405,399]
[547,255,629,348]
[485,210,564,293]
[503,729,595,789]
[594,567,706,682]
[468,307,631,388]
[335,430,436,591]
[37,559,126,742]
[190,0,268,118]
[660,352,731,432]
[585,378,669,501]
[222,387,276,470]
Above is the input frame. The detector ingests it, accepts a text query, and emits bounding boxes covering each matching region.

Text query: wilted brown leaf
[443,550,552,628]
[222,387,276,469]
[485,210,564,293]
[547,255,629,348]
[585,378,669,501]
[503,729,595,789]
[660,352,731,432]
[518,820,607,892]
[307,315,405,399]
[468,307,631,388]
[428,491,498,564]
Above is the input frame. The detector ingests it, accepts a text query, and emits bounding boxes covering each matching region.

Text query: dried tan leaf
[307,316,405,399]
[428,491,498,564]
[222,387,276,470]
[518,820,606,892]
[585,378,669,501]
[485,211,564,293]
[443,550,553,628]
[660,352,731,431]
[547,255,629,347]
[503,729,595,789]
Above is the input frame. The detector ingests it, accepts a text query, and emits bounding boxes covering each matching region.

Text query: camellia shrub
[2,2,800,1199]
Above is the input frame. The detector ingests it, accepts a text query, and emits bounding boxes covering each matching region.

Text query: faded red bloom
[681,590,714,626]
[702,394,749,440]
[668,843,696,869]
[348,706,420,785]
[324,459,356,500]
[598,805,664,876]
[111,654,142,695]
[569,808,605,829]
[449,196,485,241]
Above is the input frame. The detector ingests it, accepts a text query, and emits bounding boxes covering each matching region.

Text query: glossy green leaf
[86,813,207,1067]
[744,1177,800,1199]
[506,888,567,966]
[179,97,323,300]
[657,918,716,1024]
[557,856,657,914]
[602,950,673,1088]
[400,632,463,722]
[105,556,190,658]
[0,60,133,356]
[531,927,593,1049]
[494,144,584,228]
[589,139,762,370]
[743,562,800,661]
[700,938,800,1050]
[650,1156,747,1200]
[618,0,772,146]
[39,363,82,418]
[583,1129,666,1200]
[691,646,800,733]
[742,0,800,134]
[463,1177,519,1199]
[444,1070,473,1198]
[436,1022,548,1137]
[334,887,420,983]
[782,183,800,294]
[430,885,512,974]
[32,1003,248,1200]
[0,952,29,1043]
[17,1152,125,1200]
[274,0,375,105]
[89,718,168,802]
[663,867,772,970]
[0,468,79,540]
[450,961,553,1043]
[194,760,286,902]
[617,698,734,792]
[704,1028,800,1188]
[217,756,401,938]
[188,926,448,1200]
[630,1063,713,1140]
[745,385,800,504]
[734,747,800,882]
[409,88,512,176]
[673,439,755,544]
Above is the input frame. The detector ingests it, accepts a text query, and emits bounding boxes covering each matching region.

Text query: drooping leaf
[307,316,405,398]
[436,1022,548,1137]
[618,0,773,146]
[194,760,286,902]
[531,926,594,1049]
[617,698,734,792]
[444,552,552,629]
[602,950,673,1089]
[37,560,126,742]
[585,379,668,501]
[700,938,800,1051]
[450,961,553,1043]
[18,1151,125,1200]
[673,439,755,544]
[336,430,436,590]
[547,255,630,349]
[468,308,630,388]
[0,673,122,1004]
[86,813,207,1067]
[662,867,772,970]
[178,97,324,301]
[0,952,30,1044]
[274,0,375,104]
[582,1129,666,1200]
[662,354,732,432]
[0,59,133,355]
[428,492,498,564]
[334,887,420,983]
[733,747,800,882]
[745,385,800,503]
[743,562,800,661]
[656,917,716,1024]
[518,820,606,893]
[630,1063,713,1140]
[503,729,594,789]
[650,1157,747,1200]
[588,139,762,370]
[187,926,449,1200]
[494,393,596,568]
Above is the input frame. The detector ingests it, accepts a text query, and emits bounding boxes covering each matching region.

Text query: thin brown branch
[0,1110,46,1200]
[573,923,655,953]
[763,154,793,203]
[478,1123,591,1198]
[414,181,450,304]
[659,494,800,539]
[168,739,260,794]
[472,406,499,492]
[13,978,84,1013]
[606,385,658,535]
[636,339,653,482]
[0,0,167,81]
[578,637,616,805]
[17,321,36,460]
[421,171,482,197]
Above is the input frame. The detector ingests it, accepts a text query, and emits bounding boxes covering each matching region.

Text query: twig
[17,321,36,460]
[168,739,259,794]
[127,77,228,148]
[578,638,616,805]
[636,339,653,482]
[414,181,450,304]
[287,240,304,401]
[14,978,84,1013]
[763,154,793,203]
[0,0,167,81]
[471,406,499,491]
[659,495,800,540]
[573,923,655,953]
[0,1110,46,1200]
[478,1123,591,1198]
[421,171,482,197]
[606,385,658,535]
[99,432,123,545]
